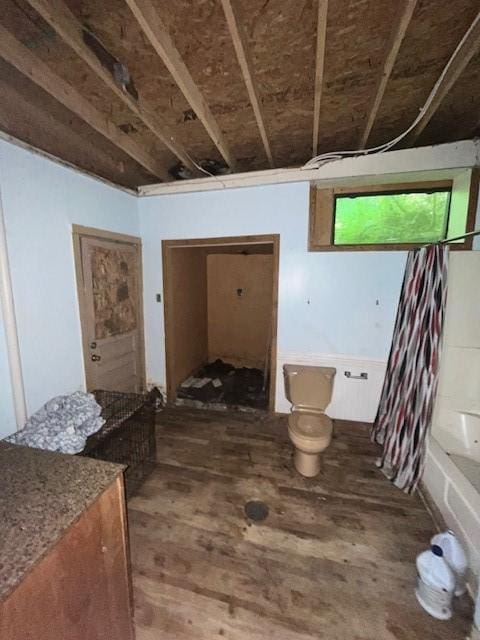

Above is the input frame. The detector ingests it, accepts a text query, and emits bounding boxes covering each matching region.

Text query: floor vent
[244,500,269,522]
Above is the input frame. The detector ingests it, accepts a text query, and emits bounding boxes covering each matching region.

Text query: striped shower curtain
[371,244,449,494]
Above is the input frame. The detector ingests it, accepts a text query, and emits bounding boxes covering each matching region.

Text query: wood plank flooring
[128,408,472,640]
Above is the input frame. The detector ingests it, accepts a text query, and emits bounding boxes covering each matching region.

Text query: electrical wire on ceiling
[186,152,219,178]
[178,147,230,187]
[302,11,480,171]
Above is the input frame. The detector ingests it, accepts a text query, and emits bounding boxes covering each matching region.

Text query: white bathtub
[434,409,480,491]
[423,253,480,589]
[424,407,480,584]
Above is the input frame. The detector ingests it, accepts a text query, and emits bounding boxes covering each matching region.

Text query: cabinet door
[0,476,134,640]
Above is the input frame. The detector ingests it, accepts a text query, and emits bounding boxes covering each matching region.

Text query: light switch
[156,293,162,302]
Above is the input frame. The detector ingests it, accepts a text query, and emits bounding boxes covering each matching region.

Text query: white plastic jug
[415,545,455,620]
[431,530,468,596]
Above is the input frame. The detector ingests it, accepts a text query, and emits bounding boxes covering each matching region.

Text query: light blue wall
[139,183,407,389]
[2,139,476,434]
[0,140,139,437]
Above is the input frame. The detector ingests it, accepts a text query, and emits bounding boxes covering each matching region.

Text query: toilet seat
[288,412,332,440]
[287,412,333,457]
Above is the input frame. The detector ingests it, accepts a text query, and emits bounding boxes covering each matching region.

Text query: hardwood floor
[128,408,472,640]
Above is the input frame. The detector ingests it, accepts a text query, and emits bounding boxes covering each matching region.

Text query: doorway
[162,235,279,412]
[73,225,146,393]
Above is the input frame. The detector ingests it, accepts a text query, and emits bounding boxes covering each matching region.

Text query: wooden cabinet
[0,476,135,640]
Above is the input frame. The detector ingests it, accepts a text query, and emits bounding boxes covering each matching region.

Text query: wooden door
[75,228,145,393]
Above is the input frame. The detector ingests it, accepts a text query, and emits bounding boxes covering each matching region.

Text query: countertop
[0,440,123,601]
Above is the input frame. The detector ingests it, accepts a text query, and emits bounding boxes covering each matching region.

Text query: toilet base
[294,448,322,477]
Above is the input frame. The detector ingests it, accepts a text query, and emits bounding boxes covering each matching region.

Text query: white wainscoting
[275,351,387,423]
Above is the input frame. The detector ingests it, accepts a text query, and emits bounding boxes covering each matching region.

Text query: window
[308,175,478,251]
[334,188,451,245]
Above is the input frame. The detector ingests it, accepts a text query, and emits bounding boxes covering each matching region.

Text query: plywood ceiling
[0,0,479,190]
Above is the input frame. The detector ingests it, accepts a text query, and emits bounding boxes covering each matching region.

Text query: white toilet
[283,364,336,477]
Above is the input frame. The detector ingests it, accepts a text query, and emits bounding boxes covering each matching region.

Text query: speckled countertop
[0,440,123,601]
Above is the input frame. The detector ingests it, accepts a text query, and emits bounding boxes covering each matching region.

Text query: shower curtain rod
[423,228,480,247]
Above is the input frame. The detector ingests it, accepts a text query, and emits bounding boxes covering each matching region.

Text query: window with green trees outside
[334,188,452,245]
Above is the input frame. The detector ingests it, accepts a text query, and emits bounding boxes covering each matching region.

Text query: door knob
[91,354,101,362]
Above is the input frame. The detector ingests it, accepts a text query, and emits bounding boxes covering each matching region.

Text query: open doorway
[162,235,279,413]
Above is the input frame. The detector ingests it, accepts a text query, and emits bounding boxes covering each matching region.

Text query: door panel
[78,234,144,393]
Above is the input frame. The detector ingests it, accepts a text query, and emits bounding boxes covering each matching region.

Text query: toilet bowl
[283,364,336,477]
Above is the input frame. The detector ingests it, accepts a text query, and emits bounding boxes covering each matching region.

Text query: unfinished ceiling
[0,0,479,190]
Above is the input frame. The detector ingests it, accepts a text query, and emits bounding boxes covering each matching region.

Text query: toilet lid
[289,412,332,440]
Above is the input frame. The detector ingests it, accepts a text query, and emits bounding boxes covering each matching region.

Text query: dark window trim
[308,174,479,252]
[334,185,452,199]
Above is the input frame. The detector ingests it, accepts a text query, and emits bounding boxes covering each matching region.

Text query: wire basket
[79,390,156,498]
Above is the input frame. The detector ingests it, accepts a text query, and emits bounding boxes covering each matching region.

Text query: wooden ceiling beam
[358,0,417,150]
[124,0,237,171]
[0,81,137,189]
[407,10,480,144]
[0,24,169,181]
[312,0,328,157]
[220,0,274,168]
[24,0,200,177]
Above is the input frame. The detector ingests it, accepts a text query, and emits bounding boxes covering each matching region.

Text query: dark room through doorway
[162,235,279,413]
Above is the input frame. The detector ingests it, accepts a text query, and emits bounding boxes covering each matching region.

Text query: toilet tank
[283,364,336,412]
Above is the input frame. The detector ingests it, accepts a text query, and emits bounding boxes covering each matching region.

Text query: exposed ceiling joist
[0,82,130,185]
[312,0,328,157]
[24,0,200,177]
[220,0,274,168]
[0,24,169,181]
[1,0,479,190]
[124,0,237,171]
[358,0,417,149]
[408,10,480,144]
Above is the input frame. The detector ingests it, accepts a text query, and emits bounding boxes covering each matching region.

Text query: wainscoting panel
[275,351,387,423]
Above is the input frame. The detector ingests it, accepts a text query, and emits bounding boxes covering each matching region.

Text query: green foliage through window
[334,190,451,245]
